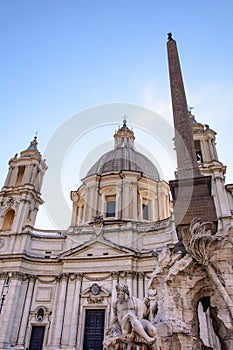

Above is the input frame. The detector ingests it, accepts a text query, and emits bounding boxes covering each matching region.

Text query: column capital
[11,271,28,281]
[111,271,119,278]
[57,273,69,281]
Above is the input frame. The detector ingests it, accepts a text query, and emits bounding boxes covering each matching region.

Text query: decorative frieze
[87,297,104,304]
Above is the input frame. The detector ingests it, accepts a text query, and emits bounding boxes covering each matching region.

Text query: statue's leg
[121,315,132,336]
[129,315,155,344]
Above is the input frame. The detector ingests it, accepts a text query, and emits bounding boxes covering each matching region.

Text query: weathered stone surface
[147,219,233,349]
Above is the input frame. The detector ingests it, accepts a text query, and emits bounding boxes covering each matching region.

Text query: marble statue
[103,283,159,349]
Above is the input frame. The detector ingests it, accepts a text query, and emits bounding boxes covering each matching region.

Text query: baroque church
[0,35,233,350]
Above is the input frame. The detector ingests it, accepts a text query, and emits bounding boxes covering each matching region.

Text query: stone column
[68,273,83,349]
[83,189,89,223]
[85,182,98,222]
[110,272,119,320]
[132,272,138,297]
[150,197,155,221]
[0,274,5,293]
[131,180,138,220]
[158,190,163,220]
[144,274,150,297]
[200,139,208,162]
[47,279,60,347]
[30,207,38,227]
[4,166,13,187]
[37,171,43,192]
[9,167,18,187]
[77,203,83,225]
[138,272,145,300]
[125,271,133,296]
[50,274,68,348]
[208,137,215,160]
[0,273,22,348]
[212,140,218,160]
[12,199,30,233]
[139,195,143,220]
[160,191,166,220]
[90,183,98,219]
[153,195,158,221]
[122,177,131,220]
[71,202,78,226]
[213,174,231,218]
[99,193,105,216]
[22,165,32,184]
[17,275,36,346]
[10,274,29,345]
[29,164,38,185]
[61,275,76,346]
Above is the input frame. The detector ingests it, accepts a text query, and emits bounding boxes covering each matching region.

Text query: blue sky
[1,1,233,228]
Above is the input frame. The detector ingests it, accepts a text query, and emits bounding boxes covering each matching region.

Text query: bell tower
[190,112,232,225]
[0,137,47,233]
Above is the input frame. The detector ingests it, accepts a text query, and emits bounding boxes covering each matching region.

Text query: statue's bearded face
[117,291,126,303]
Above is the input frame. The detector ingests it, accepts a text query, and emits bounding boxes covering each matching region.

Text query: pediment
[60,237,137,259]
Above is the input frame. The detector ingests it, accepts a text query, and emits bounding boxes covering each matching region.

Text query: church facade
[0,35,233,350]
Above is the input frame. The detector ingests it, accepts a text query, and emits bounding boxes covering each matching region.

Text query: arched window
[2,209,15,229]
[36,308,45,322]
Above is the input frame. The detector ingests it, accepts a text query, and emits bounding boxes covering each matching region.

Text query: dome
[86,147,160,180]
[86,120,160,181]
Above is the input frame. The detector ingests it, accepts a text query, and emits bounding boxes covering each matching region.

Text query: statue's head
[116,283,130,302]
[116,283,129,295]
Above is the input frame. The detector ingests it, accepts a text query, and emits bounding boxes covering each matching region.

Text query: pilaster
[0,273,23,348]
[17,275,36,347]
[111,272,119,319]
[138,272,145,300]
[68,273,83,348]
[48,274,68,349]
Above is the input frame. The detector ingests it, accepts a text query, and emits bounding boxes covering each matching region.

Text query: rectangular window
[142,204,149,220]
[106,195,116,217]
[106,200,116,217]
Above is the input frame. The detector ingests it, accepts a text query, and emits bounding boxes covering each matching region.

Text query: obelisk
[167,33,217,235]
